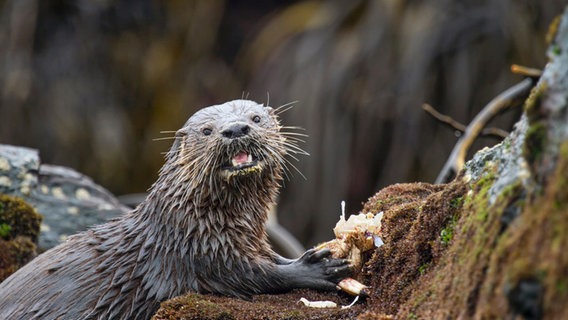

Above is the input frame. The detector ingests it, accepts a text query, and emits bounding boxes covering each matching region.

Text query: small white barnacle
[75,188,91,200]
[52,187,66,199]
[20,186,31,195]
[23,173,34,183]
[0,158,10,171]
[0,176,12,187]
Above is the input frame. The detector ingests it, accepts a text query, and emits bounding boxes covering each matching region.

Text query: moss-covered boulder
[0,194,42,282]
[360,181,467,315]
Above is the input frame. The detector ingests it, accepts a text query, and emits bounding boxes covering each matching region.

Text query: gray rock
[0,144,128,249]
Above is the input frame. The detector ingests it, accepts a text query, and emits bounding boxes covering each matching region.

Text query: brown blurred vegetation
[0,0,564,246]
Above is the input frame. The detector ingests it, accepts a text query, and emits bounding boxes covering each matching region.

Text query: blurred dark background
[0,0,564,246]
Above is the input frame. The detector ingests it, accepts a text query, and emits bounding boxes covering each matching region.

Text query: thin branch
[435,78,534,184]
[510,64,542,78]
[422,103,467,131]
[480,127,509,139]
[422,104,509,139]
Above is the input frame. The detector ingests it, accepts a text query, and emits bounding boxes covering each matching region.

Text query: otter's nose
[221,123,250,139]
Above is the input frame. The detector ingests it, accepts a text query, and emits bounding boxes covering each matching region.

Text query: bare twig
[510,64,542,78]
[435,78,534,184]
[422,103,466,131]
[480,127,509,139]
[422,104,509,139]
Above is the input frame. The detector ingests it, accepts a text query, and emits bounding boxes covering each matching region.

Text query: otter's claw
[322,260,352,280]
[282,248,353,291]
[299,248,332,264]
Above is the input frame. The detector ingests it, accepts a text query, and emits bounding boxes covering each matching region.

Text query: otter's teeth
[231,152,253,167]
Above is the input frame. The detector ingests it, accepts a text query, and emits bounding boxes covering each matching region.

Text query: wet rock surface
[0,144,128,250]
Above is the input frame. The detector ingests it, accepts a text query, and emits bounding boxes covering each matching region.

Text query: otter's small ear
[175,129,188,137]
[169,136,182,158]
[168,129,187,159]
[265,106,275,115]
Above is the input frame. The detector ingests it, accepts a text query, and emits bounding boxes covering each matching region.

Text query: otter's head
[164,100,301,198]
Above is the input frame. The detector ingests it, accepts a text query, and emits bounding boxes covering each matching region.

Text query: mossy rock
[0,194,42,282]
[0,194,42,242]
[359,180,467,315]
[152,290,363,320]
[0,236,37,282]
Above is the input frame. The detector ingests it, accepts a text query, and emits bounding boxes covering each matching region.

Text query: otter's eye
[252,115,261,123]
[202,128,212,136]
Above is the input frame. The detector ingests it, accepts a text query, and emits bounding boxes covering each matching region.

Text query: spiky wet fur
[0,100,350,319]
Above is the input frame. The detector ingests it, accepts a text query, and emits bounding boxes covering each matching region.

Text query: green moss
[523,82,547,121]
[475,208,489,222]
[471,141,568,319]
[440,226,453,245]
[464,164,497,222]
[0,194,42,242]
[523,82,548,168]
[440,214,458,245]
[503,138,512,151]
[0,195,42,282]
[362,181,468,317]
[0,223,11,238]
[439,196,464,245]
[523,121,548,167]
[556,280,568,295]
[391,164,528,319]
[551,142,568,210]
[450,196,463,209]
[0,236,37,282]
[498,182,522,201]
[418,263,430,275]
[452,169,497,268]
[546,15,562,44]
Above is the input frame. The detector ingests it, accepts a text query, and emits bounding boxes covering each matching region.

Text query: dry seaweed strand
[435,78,535,183]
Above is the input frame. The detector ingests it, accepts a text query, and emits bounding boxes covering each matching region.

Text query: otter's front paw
[292,248,352,290]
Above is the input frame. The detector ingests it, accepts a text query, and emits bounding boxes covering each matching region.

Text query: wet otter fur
[0,100,351,319]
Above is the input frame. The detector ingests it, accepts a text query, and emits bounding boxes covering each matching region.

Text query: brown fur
[0,100,351,319]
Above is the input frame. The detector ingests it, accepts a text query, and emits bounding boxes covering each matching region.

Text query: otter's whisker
[280,131,308,138]
[152,136,176,141]
[280,125,306,131]
[281,142,309,156]
[274,101,299,114]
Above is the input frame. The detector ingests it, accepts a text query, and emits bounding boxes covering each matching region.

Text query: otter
[0,100,351,319]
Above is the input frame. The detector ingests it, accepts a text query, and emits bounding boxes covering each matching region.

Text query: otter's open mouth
[222,151,262,178]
